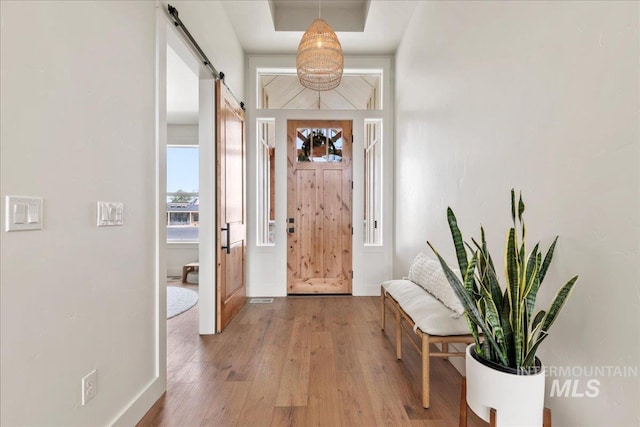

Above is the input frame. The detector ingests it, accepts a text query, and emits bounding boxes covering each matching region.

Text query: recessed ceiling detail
[269,0,371,32]
[221,1,418,55]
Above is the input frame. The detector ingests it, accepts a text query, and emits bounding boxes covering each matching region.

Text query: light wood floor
[137,295,484,427]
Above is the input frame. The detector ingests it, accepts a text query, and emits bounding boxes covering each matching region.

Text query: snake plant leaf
[518,192,525,222]
[532,310,546,331]
[482,334,492,359]
[529,310,546,347]
[477,248,503,310]
[540,275,579,334]
[463,253,482,347]
[506,228,519,323]
[511,189,516,224]
[463,250,478,297]
[483,289,507,351]
[447,207,468,275]
[501,286,515,366]
[522,331,547,367]
[518,192,526,247]
[523,277,578,366]
[524,243,540,294]
[428,242,509,366]
[464,313,482,351]
[525,251,542,325]
[479,229,503,308]
[465,240,476,255]
[514,299,527,366]
[539,236,559,284]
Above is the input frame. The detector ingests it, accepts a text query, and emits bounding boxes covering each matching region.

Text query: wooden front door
[287,120,353,294]
[216,81,246,332]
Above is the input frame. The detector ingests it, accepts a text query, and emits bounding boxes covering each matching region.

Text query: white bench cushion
[383,279,470,336]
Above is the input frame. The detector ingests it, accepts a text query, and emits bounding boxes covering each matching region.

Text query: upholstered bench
[181,261,199,283]
[381,252,476,408]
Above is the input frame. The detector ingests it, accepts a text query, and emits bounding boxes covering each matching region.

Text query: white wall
[167,125,199,277]
[0,1,244,425]
[246,55,394,297]
[167,124,198,145]
[0,2,157,425]
[395,2,639,426]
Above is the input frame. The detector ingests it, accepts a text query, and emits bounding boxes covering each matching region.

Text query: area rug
[167,286,198,319]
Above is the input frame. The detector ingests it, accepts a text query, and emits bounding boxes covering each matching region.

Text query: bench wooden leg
[472,406,551,427]
[489,408,497,427]
[442,342,449,360]
[181,265,195,283]
[459,377,467,427]
[422,332,430,408]
[544,408,552,427]
[395,307,402,359]
[381,288,386,331]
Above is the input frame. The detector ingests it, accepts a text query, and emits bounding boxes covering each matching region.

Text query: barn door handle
[221,223,231,254]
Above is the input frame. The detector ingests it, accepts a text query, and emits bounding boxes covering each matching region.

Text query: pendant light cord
[319,0,321,19]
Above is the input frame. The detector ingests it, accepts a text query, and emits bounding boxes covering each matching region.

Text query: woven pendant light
[296,18,344,91]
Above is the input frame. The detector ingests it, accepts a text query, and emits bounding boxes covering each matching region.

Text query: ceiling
[166,0,418,124]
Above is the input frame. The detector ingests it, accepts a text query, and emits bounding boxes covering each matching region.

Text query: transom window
[257,69,382,110]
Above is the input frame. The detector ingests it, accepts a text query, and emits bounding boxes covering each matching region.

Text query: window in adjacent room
[167,145,199,243]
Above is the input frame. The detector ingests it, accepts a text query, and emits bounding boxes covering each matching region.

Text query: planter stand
[459,378,552,427]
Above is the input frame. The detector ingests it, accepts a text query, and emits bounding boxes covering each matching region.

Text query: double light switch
[97,201,124,226]
[5,196,43,231]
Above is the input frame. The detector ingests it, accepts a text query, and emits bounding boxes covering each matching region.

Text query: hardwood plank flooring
[137,296,485,427]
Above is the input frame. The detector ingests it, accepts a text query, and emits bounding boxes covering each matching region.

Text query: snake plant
[427,190,578,370]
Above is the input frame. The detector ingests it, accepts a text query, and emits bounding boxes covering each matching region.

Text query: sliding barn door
[287,120,353,294]
[216,81,246,332]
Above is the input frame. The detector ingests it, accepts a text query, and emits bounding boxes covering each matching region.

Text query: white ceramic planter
[466,344,546,427]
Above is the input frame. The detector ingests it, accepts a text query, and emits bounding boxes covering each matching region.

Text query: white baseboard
[167,267,182,277]
[110,376,166,427]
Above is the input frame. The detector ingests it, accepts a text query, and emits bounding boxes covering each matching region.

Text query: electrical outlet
[81,369,97,405]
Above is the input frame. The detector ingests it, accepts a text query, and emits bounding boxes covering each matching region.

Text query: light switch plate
[5,196,43,231]
[97,201,124,226]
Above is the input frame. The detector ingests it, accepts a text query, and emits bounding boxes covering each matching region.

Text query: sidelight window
[364,119,382,245]
[257,119,276,246]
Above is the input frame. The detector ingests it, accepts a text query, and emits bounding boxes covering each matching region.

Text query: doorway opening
[164,24,217,336]
[166,44,200,310]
